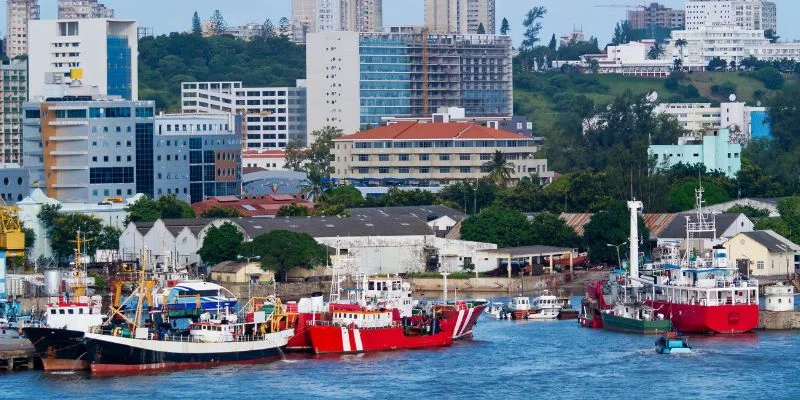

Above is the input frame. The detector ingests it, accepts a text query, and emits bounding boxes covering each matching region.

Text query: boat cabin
[533,293,559,311]
[349,276,414,317]
[507,297,530,311]
[46,295,104,331]
[331,310,394,329]
[189,322,235,342]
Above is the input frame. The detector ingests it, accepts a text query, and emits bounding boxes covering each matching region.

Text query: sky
[3,0,800,46]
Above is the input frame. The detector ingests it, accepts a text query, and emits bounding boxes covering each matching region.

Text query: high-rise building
[28,19,138,100]
[22,95,156,203]
[5,0,40,59]
[292,0,384,43]
[153,114,242,203]
[0,59,28,164]
[307,30,512,140]
[627,2,685,30]
[685,0,777,32]
[424,0,495,34]
[181,80,307,149]
[57,0,114,19]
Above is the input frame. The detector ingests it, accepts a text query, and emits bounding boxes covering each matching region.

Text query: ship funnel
[628,200,643,286]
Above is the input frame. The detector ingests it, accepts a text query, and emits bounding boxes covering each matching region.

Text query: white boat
[528,291,561,320]
[485,302,505,319]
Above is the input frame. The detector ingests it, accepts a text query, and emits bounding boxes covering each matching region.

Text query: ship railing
[310,320,403,329]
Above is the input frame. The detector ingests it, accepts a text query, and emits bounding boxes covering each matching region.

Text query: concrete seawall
[758,311,800,330]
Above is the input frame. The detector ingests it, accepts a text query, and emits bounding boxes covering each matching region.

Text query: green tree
[764,29,779,44]
[278,17,291,38]
[707,57,727,71]
[288,126,343,200]
[529,212,581,248]
[241,230,328,282]
[437,180,498,215]
[156,195,196,219]
[477,23,486,34]
[368,188,438,207]
[667,181,730,212]
[198,222,244,265]
[192,11,202,35]
[500,17,510,35]
[276,204,312,217]
[49,214,105,262]
[647,41,665,60]
[548,34,557,52]
[460,205,535,247]
[200,206,244,218]
[754,217,790,238]
[612,20,631,45]
[38,203,62,230]
[96,226,121,250]
[725,205,770,219]
[755,67,784,90]
[483,150,515,187]
[22,226,35,249]
[674,38,688,62]
[521,6,547,51]
[501,175,545,212]
[262,19,275,37]
[322,185,364,208]
[777,197,800,243]
[125,197,161,223]
[209,9,227,35]
[583,201,649,264]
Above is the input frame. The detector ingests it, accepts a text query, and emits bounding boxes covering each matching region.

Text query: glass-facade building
[107,35,132,100]
[356,32,513,130]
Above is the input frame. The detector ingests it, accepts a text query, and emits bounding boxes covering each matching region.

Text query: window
[419,167,430,173]
[398,167,410,174]
[357,167,369,174]
[135,107,154,118]
[460,167,471,173]
[439,154,450,161]
[378,167,390,174]
[459,154,471,161]
[358,154,369,162]
[378,154,390,161]
[398,154,410,161]
[440,167,451,174]
[757,261,764,269]
[480,154,491,161]
[419,154,430,161]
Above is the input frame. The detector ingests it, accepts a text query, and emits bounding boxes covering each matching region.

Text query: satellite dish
[729,94,737,102]
[646,91,659,103]
[757,101,762,107]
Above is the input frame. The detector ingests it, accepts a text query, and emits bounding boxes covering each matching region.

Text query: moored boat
[502,296,532,320]
[600,303,672,334]
[528,291,560,320]
[433,300,487,339]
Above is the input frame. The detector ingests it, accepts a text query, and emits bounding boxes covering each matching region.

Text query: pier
[0,340,36,372]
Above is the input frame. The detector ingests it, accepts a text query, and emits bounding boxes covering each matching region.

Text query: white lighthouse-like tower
[628,200,643,286]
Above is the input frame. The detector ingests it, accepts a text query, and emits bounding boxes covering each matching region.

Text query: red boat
[433,300,487,340]
[307,309,453,354]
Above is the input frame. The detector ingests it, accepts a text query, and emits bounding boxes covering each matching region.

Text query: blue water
[3,296,800,399]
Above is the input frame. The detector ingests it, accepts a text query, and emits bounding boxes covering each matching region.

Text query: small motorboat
[486,302,505,319]
[655,331,692,354]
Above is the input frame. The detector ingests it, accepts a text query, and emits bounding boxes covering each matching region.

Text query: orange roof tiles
[191,196,314,217]
[335,122,531,141]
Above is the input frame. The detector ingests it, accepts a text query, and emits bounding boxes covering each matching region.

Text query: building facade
[153,114,242,203]
[57,0,114,19]
[685,0,777,32]
[0,166,30,203]
[581,40,678,77]
[22,96,155,203]
[628,2,685,30]
[181,80,307,149]
[655,101,768,142]
[5,0,40,59]
[648,128,742,178]
[331,121,553,188]
[725,230,799,278]
[1,59,28,164]
[666,25,800,65]
[425,0,495,34]
[292,0,383,43]
[307,31,513,139]
[28,18,138,100]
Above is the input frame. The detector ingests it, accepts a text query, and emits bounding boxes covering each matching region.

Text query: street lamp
[607,241,628,269]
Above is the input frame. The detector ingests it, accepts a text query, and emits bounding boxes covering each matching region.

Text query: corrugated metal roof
[658,213,748,239]
[234,215,433,239]
[559,213,593,236]
[642,213,678,238]
[348,205,466,223]
[334,122,530,141]
[739,230,800,252]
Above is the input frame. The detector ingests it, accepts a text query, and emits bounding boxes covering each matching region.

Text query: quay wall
[758,311,800,330]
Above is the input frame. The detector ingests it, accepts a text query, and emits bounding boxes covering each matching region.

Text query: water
[3,296,800,399]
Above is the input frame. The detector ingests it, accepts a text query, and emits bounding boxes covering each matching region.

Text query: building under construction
[306,29,513,137]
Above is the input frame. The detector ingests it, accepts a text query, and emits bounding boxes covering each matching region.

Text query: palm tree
[483,150,515,187]
[673,58,683,71]
[674,38,688,63]
[648,41,665,60]
[301,168,325,202]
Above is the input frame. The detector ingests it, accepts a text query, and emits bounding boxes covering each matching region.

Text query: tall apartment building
[0,59,28,164]
[627,2,685,30]
[28,19,138,101]
[22,96,156,203]
[181,81,308,149]
[58,0,114,19]
[685,0,777,32]
[5,0,40,59]
[425,0,495,34]
[331,121,552,188]
[292,0,383,43]
[307,31,513,140]
[153,114,242,203]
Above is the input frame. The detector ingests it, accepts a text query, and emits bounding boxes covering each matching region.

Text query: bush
[755,67,784,90]
[664,76,679,90]
[711,82,737,96]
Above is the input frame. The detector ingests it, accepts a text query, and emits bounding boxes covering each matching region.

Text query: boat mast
[627,200,643,286]
[685,185,716,265]
[133,249,149,330]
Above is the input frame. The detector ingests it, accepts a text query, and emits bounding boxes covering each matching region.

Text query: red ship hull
[286,312,323,352]
[436,303,487,340]
[308,323,454,354]
[647,301,758,334]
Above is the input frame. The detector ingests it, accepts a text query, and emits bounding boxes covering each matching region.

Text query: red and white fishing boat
[307,308,453,354]
[632,190,759,334]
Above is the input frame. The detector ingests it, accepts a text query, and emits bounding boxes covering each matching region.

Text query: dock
[0,339,36,372]
[758,310,800,330]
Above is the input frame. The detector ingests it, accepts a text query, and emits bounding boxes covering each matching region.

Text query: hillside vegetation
[138,33,306,111]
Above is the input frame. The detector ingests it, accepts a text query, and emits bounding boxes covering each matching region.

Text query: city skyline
[2,0,799,48]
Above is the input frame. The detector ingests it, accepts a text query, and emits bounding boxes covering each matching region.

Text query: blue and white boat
[655,332,692,354]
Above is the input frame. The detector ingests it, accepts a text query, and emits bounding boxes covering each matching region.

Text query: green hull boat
[601,312,673,334]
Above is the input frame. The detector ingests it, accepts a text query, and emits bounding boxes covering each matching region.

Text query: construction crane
[0,202,25,301]
[237,108,274,148]
[594,4,645,9]
[421,27,430,116]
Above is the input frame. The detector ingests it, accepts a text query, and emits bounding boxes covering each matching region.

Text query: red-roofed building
[190,194,314,217]
[331,122,553,188]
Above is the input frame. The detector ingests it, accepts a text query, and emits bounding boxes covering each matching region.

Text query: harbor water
[3,297,800,399]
